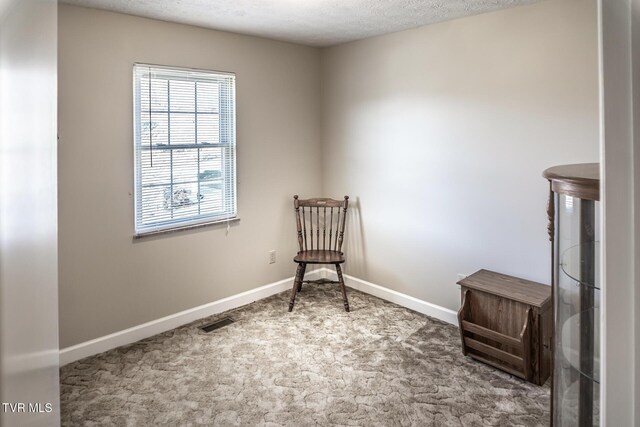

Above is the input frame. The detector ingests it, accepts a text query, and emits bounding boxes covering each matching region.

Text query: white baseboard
[320,268,458,326]
[60,268,456,366]
[59,270,322,366]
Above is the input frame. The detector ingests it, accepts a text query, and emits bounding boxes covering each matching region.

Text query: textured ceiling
[61,0,541,47]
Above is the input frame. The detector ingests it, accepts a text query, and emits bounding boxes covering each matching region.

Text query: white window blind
[133,64,236,235]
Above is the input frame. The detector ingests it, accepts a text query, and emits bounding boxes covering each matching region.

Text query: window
[133,64,236,235]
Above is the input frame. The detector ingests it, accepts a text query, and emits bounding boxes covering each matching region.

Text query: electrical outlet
[269,250,276,264]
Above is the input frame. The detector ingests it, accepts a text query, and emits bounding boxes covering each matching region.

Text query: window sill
[134,217,240,239]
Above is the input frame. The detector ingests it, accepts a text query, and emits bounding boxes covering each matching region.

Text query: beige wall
[58,5,322,347]
[320,0,599,311]
[59,0,601,348]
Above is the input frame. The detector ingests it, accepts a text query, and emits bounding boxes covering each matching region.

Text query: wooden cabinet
[457,269,552,385]
[544,163,600,426]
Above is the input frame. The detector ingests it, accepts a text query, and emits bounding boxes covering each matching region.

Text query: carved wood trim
[546,183,555,243]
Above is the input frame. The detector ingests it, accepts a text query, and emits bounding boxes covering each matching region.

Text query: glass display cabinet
[543,163,600,426]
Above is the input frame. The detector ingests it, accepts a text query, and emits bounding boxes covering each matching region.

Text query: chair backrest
[294,195,349,253]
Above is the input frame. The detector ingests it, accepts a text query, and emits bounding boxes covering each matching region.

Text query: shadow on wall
[343,197,367,278]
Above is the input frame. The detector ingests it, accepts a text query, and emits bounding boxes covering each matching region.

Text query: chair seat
[294,250,345,264]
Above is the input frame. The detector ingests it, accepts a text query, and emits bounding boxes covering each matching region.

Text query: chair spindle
[309,207,313,250]
[322,206,326,251]
[316,207,320,251]
[302,206,308,251]
[329,207,334,250]
[295,197,303,252]
[337,201,347,252]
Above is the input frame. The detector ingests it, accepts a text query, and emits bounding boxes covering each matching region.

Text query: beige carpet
[60,284,550,426]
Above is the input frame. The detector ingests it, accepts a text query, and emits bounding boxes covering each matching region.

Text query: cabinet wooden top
[457,269,551,309]
[543,163,600,201]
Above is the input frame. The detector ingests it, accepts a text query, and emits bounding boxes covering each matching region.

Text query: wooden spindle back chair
[288,195,350,312]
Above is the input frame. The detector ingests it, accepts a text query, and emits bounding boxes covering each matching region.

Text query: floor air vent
[199,317,234,333]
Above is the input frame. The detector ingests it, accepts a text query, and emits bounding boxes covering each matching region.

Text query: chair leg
[335,264,349,312]
[297,263,306,293]
[289,263,305,312]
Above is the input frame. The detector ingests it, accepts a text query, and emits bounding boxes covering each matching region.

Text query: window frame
[132,63,237,237]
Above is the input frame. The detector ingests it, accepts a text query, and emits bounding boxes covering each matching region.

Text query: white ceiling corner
[60,0,541,47]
